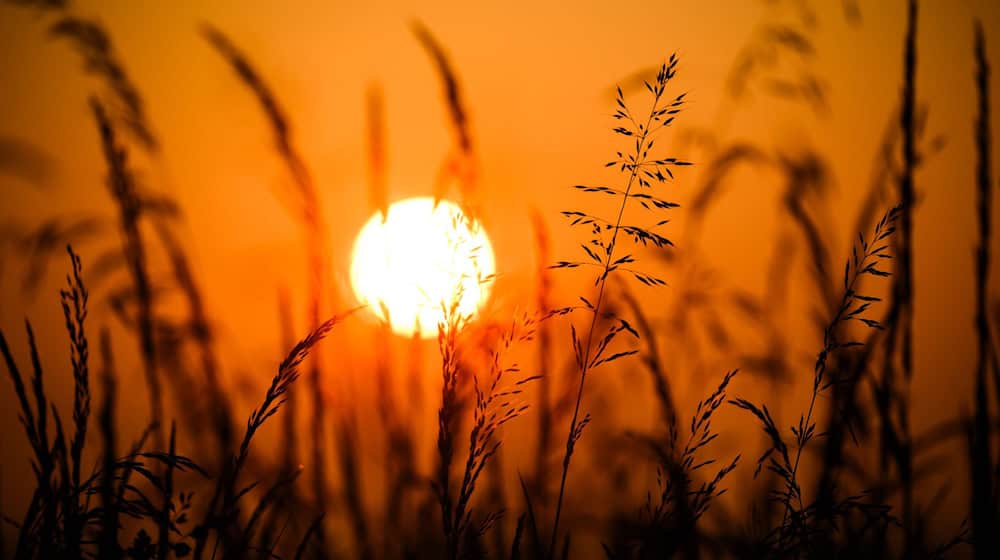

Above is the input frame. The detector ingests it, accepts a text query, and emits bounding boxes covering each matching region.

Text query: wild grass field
[1,0,999,558]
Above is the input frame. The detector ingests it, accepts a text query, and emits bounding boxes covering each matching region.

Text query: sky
[2,0,1000,546]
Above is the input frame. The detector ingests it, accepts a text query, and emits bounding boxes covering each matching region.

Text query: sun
[349,197,495,337]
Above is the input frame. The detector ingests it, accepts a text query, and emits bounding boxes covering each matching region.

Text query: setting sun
[349,197,495,337]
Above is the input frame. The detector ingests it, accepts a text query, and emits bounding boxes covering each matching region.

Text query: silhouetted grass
[0,138,55,189]
[52,17,158,152]
[970,18,997,559]
[549,55,689,556]
[202,26,340,554]
[529,212,556,506]
[193,310,354,559]
[367,82,389,222]
[731,204,899,555]
[91,97,163,450]
[871,1,917,553]
[96,326,117,559]
[1,3,997,559]
[413,20,479,217]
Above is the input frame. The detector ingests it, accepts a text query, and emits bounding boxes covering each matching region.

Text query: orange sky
[2,0,1000,547]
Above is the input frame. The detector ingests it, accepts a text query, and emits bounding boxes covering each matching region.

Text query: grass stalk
[202,28,335,534]
[971,19,997,559]
[97,328,118,559]
[90,98,162,449]
[550,58,686,556]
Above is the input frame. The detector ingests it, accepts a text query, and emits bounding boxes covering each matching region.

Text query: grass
[549,55,689,556]
[0,1,997,559]
[201,25,335,523]
[971,17,997,559]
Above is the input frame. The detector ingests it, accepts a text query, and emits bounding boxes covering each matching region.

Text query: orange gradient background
[2,0,1000,554]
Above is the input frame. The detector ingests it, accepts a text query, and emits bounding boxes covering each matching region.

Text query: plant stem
[548,86,663,557]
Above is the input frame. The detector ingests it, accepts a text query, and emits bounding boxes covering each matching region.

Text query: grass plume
[51,17,158,152]
[549,55,689,554]
[90,97,162,449]
[970,18,997,558]
[202,27,337,547]
[413,20,478,216]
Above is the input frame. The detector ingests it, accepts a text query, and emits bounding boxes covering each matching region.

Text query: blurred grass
[0,1,997,559]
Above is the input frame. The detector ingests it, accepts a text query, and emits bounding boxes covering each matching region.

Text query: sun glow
[349,197,495,337]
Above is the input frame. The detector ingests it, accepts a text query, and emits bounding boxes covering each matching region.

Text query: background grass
[1,0,999,558]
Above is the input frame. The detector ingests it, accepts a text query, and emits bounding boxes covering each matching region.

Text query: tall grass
[91,98,163,449]
[413,21,479,216]
[1,2,997,558]
[549,55,689,555]
[202,26,344,554]
[970,18,997,559]
[192,311,355,559]
[731,204,900,555]
[430,212,539,558]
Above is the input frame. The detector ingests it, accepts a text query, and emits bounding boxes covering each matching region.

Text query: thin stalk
[895,1,918,549]
[548,84,664,557]
[782,248,865,533]
[157,422,176,560]
[971,19,996,559]
[531,212,554,502]
[97,328,118,559]
[90,98,162,449]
